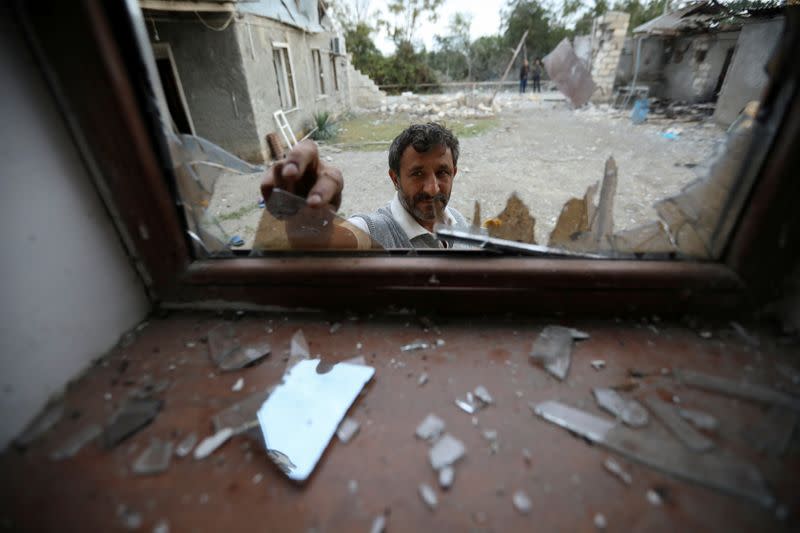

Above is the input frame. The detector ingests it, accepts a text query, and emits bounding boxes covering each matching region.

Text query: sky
[338,0,508,55]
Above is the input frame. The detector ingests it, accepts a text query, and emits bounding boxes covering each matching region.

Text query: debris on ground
[593,388,649,428]
[381,92,500,120]
[603,457,632,485]
[429,434,466,470]
[419,483,438,510]
[49,424,102,461]
[416,414,446,442]
[103,398,163,449]
[644,396,715,452]
[132,438,174,475]
[194,427,233,460]
[533,400,774,507]
[256,359,374,481]
[674,369,800,411]
[336,417,360,444]
[439,465,455,490]
[512,490,532,514]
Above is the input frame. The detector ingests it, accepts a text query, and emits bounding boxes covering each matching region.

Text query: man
[532,57,543,93]
[260,122,470,249]
[519,58,529,94]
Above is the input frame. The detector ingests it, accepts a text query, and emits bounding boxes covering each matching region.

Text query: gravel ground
[210,92,726,247]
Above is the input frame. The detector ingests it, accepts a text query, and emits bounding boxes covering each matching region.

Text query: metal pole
[489,29,529,105]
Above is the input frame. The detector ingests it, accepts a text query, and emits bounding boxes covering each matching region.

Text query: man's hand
[260,140,343,211]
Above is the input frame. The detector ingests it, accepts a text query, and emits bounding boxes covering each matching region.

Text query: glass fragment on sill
[132,438,174,475]
[194,427,233,460]
[473,385,494,405]
[439,465,455,490]
[593,388,649,428]
[643,396,714,452]
[212,389,273,434]
[533,401,774,507]
[165,131,263,257]
[14,401,65,449]
[401,340,430,352]
[175,432,198,457]
[286,329,311,373]
[591,360,607,371]
[743,406,797,456]
[512,490,533,515]
[256,358,374,481]
[674,369,800,411]
[603,457,632,485]
[103,398,163,449]
[207,323,240,365]
[49,424,102,461]
[250,188,384,253]
[677,408,719,432]
[415,413,446,442]
[530,325,581,381]
[418,483,438,510]
[429,433,466,470]
[336,417,360,444]
[418,372,429,386]
[370,514,388,533]
[484,193,537,244]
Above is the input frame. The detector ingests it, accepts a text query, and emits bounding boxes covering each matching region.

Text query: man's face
[389,144,456,227]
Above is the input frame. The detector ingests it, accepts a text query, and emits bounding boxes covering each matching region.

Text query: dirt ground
[210,91,726,247]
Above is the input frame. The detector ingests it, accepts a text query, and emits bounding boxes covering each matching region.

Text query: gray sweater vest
[351,204,470,249]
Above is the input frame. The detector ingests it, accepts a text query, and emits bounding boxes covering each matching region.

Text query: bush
[309,111,338,141]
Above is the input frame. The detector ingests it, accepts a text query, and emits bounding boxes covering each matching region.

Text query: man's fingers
[307,166,343,210]
[260,161,282,202]
[281,140,319,181]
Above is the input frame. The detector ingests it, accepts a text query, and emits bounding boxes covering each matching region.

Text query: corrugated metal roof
[633,1,725,35]
[238,0,326,33]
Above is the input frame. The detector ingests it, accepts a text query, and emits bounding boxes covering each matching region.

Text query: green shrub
[309,111,338,141]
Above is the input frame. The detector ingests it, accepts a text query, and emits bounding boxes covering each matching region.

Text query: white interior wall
[0,13,149,450]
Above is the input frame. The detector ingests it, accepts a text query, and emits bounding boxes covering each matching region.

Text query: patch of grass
[217,204,259,222]
[309,111,338,141]
[332,113,500,151]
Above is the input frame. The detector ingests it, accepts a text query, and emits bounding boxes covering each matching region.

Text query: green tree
[469,35,509,81]
[502,0,570,62]
[380,0,445,46]
[343,22,385,76]
[429,12,473,80]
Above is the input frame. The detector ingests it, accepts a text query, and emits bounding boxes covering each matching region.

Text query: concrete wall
[590,11,630,102]
[236,14,348,162]
[714,17,785,126]
[661,31,739,102]
[0,14,149,450]
[616,36,666,94]
[146,15,262,162]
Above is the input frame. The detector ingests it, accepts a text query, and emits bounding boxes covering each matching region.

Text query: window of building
[272,44,297,110]
[329,52,339,92]
[312,49,325,94]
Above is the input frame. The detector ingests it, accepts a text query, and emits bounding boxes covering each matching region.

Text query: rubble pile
[380,91,502,119]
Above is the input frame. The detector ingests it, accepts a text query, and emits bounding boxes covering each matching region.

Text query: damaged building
[611,1,784,125]
[140,0,352,163]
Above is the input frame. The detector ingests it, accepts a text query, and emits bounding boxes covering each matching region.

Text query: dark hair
[388,122,460,176]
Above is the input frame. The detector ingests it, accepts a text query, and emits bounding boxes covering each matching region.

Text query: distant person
[519,58,529,93]
[261,123,471,249]
[532,58,543,93]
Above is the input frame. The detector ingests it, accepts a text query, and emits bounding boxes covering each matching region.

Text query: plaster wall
[714,17,785,126]
[0,13,149,450]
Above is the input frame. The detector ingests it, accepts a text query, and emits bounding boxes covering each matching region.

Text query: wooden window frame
[14,1,800,315]
[312,48,326,95]
[271,42,298,111]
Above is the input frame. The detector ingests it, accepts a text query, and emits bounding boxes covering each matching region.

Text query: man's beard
[398,190,449,224]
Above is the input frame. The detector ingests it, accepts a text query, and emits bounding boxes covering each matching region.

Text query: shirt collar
[390,192,456,241]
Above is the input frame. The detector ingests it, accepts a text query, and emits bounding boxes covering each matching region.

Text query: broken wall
[237,14,349,162]
[660,31,739,103]
[145,15,262,162]
[573,34,593,70]
[590,11,630,102]
[714,17,785,127]
[0,15,149,450]
[615,36,666,92]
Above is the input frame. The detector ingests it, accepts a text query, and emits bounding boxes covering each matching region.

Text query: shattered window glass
[138,3,789,260]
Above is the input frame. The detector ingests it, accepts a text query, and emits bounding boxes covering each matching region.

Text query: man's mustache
[413,192,447,205]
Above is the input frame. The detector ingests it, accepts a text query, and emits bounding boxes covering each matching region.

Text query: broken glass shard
[675,369,800,412]
[207,323,240,365]
[401,340,430,352]
[419,483,438,510]
[591,360,607,370]
[418,373,429,386]
[512,490,532,514]
[439,465,455,490]
[416,414,446,442]
[212,389,272,434]
[594,513,608,529]
[50,424,102,461]
[14,401,65,448]
[474,386,493,405]
[593,388,649,428]
[132,438,174,475]
[482,430,498,441]
[257,358,374,481]
[745,406,797,456]
[194,427,233,460]
[567,328,590,340]
[103,398,163,449]
[370,514,387,533]
[329,322,342,334]
[455,398,477,414]
[678,408,719,431]
[533,400,774,507]
[175,432,198,457]
[429,433,466,470]
[603,457,632,485]
[531,326,575,380]
[219,341,271,372]
[644,396,715,452]
[231,378,244,392]
[290,329,310,358]
[336,417,360,444]
[646,489,663,506]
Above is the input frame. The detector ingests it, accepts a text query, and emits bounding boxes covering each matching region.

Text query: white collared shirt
[347,192,457,248]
